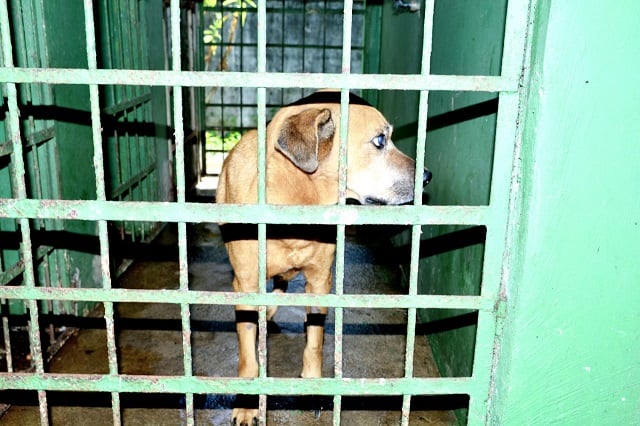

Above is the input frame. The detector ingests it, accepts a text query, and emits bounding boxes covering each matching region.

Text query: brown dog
[217,91,431,425]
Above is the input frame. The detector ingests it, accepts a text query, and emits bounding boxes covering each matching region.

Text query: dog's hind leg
[230,247,260,425]
[232,302,260,424]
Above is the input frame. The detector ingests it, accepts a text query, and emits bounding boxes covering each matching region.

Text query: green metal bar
[0,68,517,92]
[0,199,490,225]
[321,0,328,71]
[470,98,524,423]
[99,0,115,106]
[170,1,194,424]
[465,0,534,424]
[120,0,133,101]
[128,0,141,71]
[83,1,121,423]
[0,0,49,423]
[205,42,364,51]
[204,5,366,16]
[402,2,436,424]
[333,1,354,422]
[485,5,537,425]
[0,287,491,311]
[0,373,473,396]
[110,0,125,104]
[256,0,268,422]
[1,309,12,372]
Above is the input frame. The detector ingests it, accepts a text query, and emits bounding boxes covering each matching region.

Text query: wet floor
[1,223,456,425]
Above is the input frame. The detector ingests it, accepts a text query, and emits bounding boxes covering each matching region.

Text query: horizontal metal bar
[0,68,517,92]
[206,42,364,51]
[0,199,489,225]
[0,287,490,311]
[0,373,473,396]
[204,5,367,15]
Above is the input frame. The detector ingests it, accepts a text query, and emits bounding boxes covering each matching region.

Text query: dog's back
[216,129,258,205]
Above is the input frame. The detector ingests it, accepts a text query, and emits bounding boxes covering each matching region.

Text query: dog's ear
[276,108,335,173]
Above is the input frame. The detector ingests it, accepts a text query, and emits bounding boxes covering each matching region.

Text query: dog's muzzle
[361,169,431,206]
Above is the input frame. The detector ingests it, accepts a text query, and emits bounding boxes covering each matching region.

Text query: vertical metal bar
[219,1,227,174]
[99,0,115,106]
[0,1,49,424]
[401,2,435,424]
[256,1,268,423]
[129,0,142,98]
[161,5,174,198]
[13,1,31,104]
[170,2,194,424]
[111,0,124,104]
[238,2,245,150]
[279,0,285,105]
[468,1,532,424]
[332,90,347,425]
[82,1,121,424]
[301,0,307,98]
[2,303,12,372]
[321,0,328,72]
[188,11,196,133]
[468,92,522,424]
[332,2,353,425]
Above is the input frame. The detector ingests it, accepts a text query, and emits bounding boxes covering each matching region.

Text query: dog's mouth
[347,184,416,206]
[363,197,388,205]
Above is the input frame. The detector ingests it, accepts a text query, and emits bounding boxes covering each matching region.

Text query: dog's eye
[372,134,386,149]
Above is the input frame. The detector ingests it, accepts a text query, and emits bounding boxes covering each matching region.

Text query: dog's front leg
[235,307,259,379]
[303,306,327,378]
[302,266,332,379]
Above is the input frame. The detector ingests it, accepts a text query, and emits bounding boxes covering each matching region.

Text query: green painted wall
[43,1,99,311]
[146,4,173,202]
[491,1,640,424]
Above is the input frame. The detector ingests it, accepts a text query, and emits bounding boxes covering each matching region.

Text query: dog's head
[274,92,431,205]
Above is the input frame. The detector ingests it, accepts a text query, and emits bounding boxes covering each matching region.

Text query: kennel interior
[1,0,639,425]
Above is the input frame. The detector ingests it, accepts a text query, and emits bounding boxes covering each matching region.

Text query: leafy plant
[206,130,242,151]
[203,0,256,51]
[204,0,256,106]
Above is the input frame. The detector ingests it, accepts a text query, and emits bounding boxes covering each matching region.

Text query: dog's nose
[423,169,432,186]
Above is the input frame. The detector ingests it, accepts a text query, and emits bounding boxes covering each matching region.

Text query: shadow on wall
[392,97,499,142]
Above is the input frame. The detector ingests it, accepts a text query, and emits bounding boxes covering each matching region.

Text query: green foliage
[203,17,224,44]
[203,0,256,45]
[206,130,242,151]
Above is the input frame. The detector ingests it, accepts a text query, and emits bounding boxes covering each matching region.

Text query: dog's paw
[231,408,258,426]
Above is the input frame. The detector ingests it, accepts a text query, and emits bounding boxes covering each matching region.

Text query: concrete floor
[1,224,456,425]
